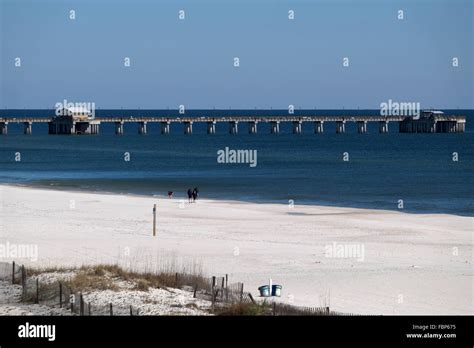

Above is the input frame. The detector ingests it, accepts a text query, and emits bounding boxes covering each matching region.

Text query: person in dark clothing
[193,187,199,202]
[187,188,193,203]
[192,190,197,202]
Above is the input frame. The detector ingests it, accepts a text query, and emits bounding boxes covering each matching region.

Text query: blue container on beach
[272,285,282,297]
[258,285,271,297]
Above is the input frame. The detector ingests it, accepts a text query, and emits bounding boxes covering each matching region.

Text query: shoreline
[0,184,472,315]
[2,181,472,218]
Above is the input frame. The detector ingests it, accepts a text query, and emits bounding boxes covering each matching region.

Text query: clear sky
[1,0,473,109]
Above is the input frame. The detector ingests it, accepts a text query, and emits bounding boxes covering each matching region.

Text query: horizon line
[1,108,473,111]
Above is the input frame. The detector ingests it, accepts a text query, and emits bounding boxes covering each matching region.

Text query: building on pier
[49,106,100,135]
[399,110,466,133]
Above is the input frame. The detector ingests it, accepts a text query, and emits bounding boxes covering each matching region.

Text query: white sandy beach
[0,184,472,315]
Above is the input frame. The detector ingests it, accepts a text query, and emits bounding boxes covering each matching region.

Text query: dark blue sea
[1,109,473,216]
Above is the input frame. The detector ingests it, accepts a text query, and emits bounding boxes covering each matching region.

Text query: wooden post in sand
[153,204,156,236]
[211,276,216,312]
[248,293,256,304]
[59,283,63,308]
[35,278,39,304]
[21,266,26,297]
[80,293,84,316]
[225,274,229,302]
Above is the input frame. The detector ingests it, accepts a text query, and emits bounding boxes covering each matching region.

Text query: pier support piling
[314,121,324,134]
[161,121,170,134]
[229,121,238,134]
[270,121,280,134]
[138,122,147,135]
[184,121,193,134]
[457,122,466,132]
[115,122,124,135]
[292,121,302,134]
[449,122,456,133]
[90,123,100,135]
[336,121,346,134]
[23,122,32,135]
[248,121,258,134]
[357,121,368,134]
[207,121,216,134]
[47,120,75,134]
[379,121,389,133]
[0,122,8,135]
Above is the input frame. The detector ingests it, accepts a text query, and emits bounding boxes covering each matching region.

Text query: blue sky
[1,0,473,109]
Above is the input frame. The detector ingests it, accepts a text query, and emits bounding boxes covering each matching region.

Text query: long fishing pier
[0,114,466,135]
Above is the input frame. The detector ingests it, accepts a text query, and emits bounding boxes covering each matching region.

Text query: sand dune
[0,184,472,315]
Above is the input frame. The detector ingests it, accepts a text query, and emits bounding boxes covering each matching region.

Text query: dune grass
[27,262,209,293]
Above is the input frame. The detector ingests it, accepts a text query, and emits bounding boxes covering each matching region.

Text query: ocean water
[0,109,473,216]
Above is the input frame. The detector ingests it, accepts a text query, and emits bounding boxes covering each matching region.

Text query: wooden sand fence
[3,261,359,316]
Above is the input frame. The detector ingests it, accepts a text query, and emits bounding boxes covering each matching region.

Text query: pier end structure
[48,106,99,135]
[48,116,100,135]
[399,111,466,133]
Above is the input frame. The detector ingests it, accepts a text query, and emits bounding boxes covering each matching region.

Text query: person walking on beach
[193,187,199,202]
[187,188,193,203]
